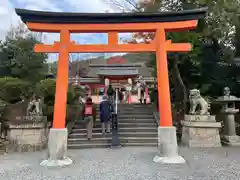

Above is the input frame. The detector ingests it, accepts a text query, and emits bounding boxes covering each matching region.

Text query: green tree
[108,0,240,116]
[0,24,47,83]
[0,77,32,103]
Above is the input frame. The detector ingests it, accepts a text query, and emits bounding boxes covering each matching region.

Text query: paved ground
[0,147,240,180]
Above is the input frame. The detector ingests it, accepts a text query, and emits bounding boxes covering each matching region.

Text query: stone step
[120,137,158,143]
[71,127,157,133]
[73,124,157,129]
[121,142,157,147]
[118,106,153,109]
[69,132,158,138]
[120,127,158,132]
[68,143,110,149]
[118,108,153,111]
[83,107,153,113]
[118,107,153,110]
[74,119,156,126]
[68,137,158,144]
[67,142,157,149]
[0,140,7,154]
[118,122,157,128]
[118,111,153,115]
[118,104,153,107]
[119,107,153,110]
[118,119,156,123]
[75,120,155,126]
[69,133,110,138]
[93,114,153,119]
[119,105,153,108]
[96,104,152,107]
[72,128,110,133]
[68,137,111,144]
[118,114,154,119]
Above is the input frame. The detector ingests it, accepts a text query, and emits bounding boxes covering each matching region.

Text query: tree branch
[107,0,144,12]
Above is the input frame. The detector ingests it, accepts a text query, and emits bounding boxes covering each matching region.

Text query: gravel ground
[0,147,240,180]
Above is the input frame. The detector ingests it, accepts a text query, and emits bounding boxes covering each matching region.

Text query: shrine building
[68,55,155,99]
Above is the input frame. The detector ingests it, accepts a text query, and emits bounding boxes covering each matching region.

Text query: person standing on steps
[100,95,113,134]
[137,76,147,104]
[107,84,115,104]
[81,97,96,140]
[118,88,123,103]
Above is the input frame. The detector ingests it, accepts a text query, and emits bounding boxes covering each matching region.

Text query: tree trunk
[172,57,188,114]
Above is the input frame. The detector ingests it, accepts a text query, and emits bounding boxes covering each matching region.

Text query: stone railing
[153,112,160,126]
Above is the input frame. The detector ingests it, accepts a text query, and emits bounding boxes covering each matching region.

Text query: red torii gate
[16,8,206,166]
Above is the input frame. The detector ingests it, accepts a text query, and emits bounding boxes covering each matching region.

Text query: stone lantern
[215,87,240,146]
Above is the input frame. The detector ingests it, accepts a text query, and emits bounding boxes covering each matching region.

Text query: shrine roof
[97,67,138,76]
[15,8,207,24]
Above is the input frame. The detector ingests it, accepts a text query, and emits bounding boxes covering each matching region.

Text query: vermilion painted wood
[21,16,202,128]
[26,20,198,32]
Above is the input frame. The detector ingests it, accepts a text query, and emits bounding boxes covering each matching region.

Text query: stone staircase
[68,104,158,149]
[0,139,8,154]
[117,104,158,147]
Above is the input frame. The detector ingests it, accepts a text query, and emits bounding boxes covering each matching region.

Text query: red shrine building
[69,55,155,100]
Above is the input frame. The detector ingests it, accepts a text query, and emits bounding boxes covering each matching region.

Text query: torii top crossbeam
[16,8,206,129]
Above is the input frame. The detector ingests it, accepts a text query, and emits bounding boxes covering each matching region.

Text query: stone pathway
[0,147,240,180]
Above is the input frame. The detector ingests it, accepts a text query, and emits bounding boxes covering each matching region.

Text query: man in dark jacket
[107,84,115,104]
[99,95,113,134]
[82,97,96,140]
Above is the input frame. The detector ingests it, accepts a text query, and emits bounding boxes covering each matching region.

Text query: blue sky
[0,0,136,62]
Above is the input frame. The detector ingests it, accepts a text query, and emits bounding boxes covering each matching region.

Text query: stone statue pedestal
[181,115,222,148]
[222,135,240,146]
[221,109,240,146]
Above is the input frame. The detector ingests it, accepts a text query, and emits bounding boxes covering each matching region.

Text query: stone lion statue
[189,89,210,115]
[26,95,43,120]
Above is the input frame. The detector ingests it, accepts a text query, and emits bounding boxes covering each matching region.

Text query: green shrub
[67,86,86,104]
[35,79,56,106]
[0,77,32,103]
[35,79,85,106]
[35,79,85,122]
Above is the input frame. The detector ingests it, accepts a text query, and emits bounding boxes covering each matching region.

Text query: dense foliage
[35,79,85,122]
[35,79,85,106]
[110,0,240,114]
[0,25,48,83]
[0,77,32,103]
[0,25,85,123]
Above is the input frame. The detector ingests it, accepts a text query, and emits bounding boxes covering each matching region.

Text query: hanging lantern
[128,78,132,85]
[73,75,79,86]
[105,78,109,86]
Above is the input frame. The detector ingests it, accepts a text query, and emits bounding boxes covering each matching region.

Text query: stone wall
[6,121,50,152]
